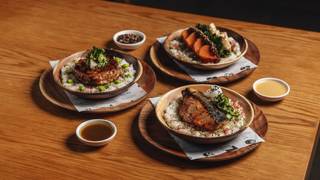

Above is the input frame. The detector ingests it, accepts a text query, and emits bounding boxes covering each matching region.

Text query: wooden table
[0,0,319,179]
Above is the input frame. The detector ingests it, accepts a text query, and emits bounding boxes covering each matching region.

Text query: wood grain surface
[138,101,267,161]
[0,0,319,179]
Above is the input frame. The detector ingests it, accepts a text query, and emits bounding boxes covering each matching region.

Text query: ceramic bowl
[113,30,146,50]
[253,77,290,102]
[52,48,143,99]
[76,119,117,147]
[163,27,248,70]
[155,84,254,144]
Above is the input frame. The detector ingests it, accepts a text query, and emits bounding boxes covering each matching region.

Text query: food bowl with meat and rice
[155,84,254,144]
[53,47,143,99]
[163,23,248,70]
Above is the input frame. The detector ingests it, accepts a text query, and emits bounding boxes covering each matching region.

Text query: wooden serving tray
[149,39,260,84]
[39,60,156,113]
[138,101,267,162]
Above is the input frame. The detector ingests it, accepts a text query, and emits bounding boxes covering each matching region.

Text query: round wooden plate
[138,101,267,162]
[149,39,260,84]
[39,60,156,113]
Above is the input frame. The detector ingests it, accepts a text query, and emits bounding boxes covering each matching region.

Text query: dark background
[111,1,320,179]
[111,0,320,32]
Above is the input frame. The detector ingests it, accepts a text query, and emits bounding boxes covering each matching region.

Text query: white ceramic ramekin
[113,30,146,50]
[253,77,290,102]
[76,119,117,147]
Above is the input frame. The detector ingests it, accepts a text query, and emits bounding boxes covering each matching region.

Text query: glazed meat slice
[181,27,220,63]
[74,59,123,86]
[178,95,217,131]
[178,88,226,131]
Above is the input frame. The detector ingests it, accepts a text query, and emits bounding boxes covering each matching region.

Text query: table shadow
[130,113,256,169]
[245,90,282,107]
[104,40,136,52]
[65,133,104,153]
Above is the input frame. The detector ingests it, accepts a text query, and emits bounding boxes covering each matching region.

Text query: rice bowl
[53,47,143,99]
[155,84,254,144]
[163,23,248,70]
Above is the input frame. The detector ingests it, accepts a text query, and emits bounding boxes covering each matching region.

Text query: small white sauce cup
[113,30,146,50]
[253,77,290,102]
[76,119,117,147]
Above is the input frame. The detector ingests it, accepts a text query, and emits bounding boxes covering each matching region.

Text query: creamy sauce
[256,80,287,97]
[81,124,113,141]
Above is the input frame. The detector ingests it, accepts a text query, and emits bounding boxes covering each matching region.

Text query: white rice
[168,37,241,64]
[61,57,135,93]
[163,96,246,138]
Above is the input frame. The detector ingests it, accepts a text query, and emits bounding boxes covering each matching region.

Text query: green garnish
[113,80,121,84]
[86,47,109,69]
[113,57,122,64]
[67,79,73,84]
[121,64,129,69]
[124,74,132,78]
[196,24,231,57]
[78,84,85,91]
[97,85,106,92]
[213,94,240,120]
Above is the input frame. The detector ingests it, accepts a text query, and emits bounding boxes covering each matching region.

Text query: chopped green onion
[114,80,121,84]
[213,94,240,121]
[121,64,129,69]
[67,79,73,84]
[97,53,107,63]
[113,57,122,64]
[86,47,108,69]
[98,85,106,92]
[78,84,85,91]
[124,74,132,78]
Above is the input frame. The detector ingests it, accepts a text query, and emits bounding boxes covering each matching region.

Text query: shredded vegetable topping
[196,24,231,57]
[85,47,110,69]
[213,93,240,120]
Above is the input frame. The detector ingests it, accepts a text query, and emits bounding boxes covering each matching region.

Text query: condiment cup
[253,77,290,102]
[113,30,146,50]
[76,119,117,147]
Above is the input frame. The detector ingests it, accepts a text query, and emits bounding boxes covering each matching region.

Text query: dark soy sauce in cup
[81,124,113,141]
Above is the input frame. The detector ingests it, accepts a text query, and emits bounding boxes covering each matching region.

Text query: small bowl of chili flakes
[113,30,146,50]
